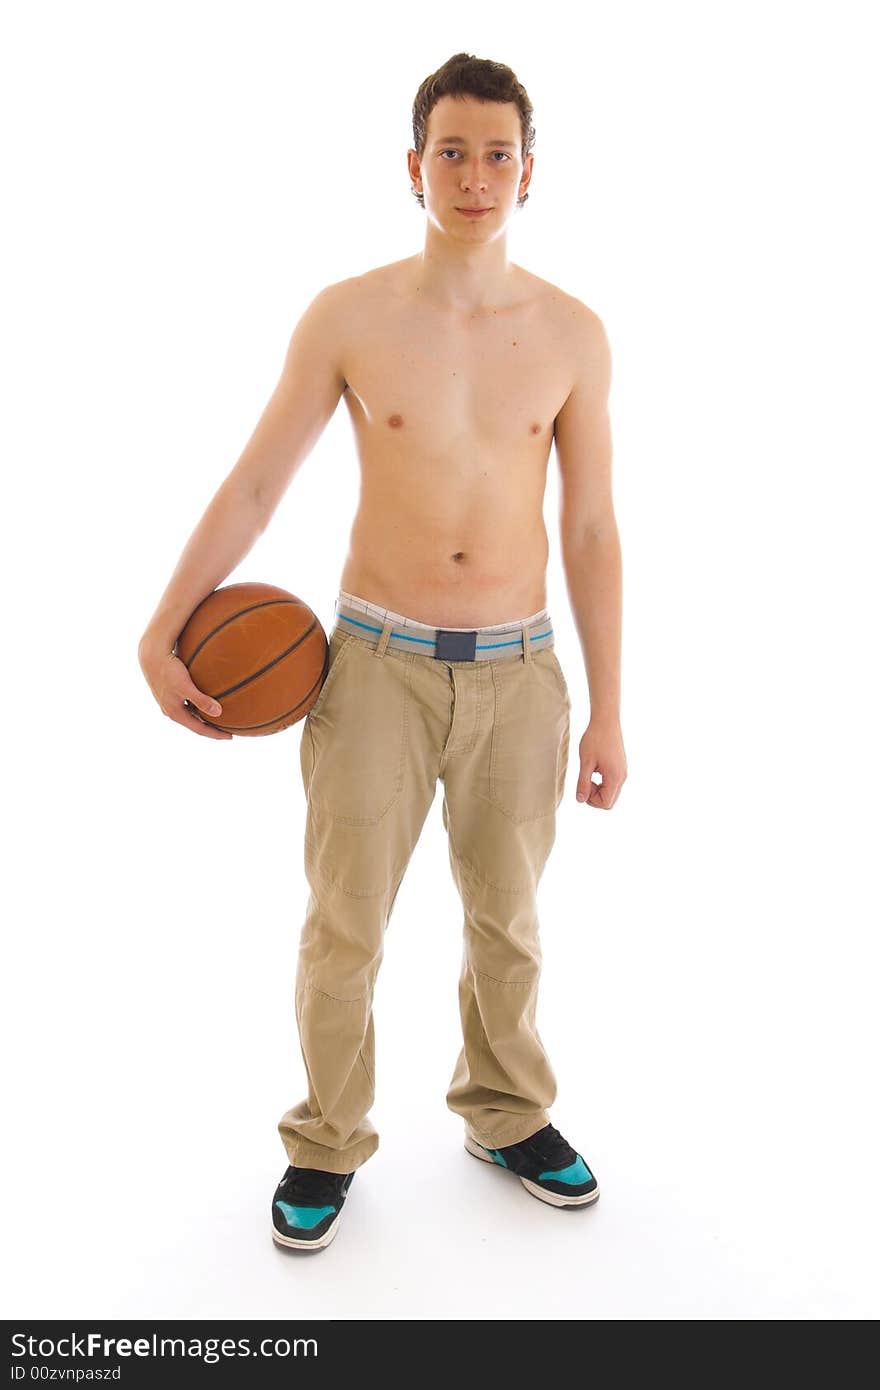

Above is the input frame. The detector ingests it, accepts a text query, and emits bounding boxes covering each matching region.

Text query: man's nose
[460,164,488,190]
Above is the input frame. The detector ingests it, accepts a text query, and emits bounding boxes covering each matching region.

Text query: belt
[332,598,555,663]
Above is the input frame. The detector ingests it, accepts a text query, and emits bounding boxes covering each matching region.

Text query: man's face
[409,94,532,235]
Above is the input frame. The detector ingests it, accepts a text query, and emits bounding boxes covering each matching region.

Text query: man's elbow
[560,507,619,550]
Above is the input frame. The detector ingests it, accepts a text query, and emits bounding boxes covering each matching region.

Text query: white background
[3,0,878,1321]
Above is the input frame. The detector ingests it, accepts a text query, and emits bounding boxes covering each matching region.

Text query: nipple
[388,413,404,428]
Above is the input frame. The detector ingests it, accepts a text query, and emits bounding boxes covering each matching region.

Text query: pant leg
[278,626,441,1174]
[440,642,571,1149]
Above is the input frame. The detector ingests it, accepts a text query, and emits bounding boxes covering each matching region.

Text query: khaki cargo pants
[277,593,572,1174]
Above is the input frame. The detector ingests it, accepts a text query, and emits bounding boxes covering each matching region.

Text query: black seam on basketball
[205,644,331,731]
[196,624,323,700]
[187,602,314,667]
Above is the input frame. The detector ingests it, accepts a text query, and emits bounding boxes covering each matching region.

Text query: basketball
[175,582,328,737]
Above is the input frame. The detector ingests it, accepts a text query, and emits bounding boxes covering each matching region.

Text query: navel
[451,551,466,562]
[387,413,404,428]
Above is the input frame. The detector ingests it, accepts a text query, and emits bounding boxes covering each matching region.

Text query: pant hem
[462,1112,551,1150]
[281,1137,379,1175]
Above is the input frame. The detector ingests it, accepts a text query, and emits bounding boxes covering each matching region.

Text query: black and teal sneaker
[271,1165,355,1250]
[465,1123,599,1207]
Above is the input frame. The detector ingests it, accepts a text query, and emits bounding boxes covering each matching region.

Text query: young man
[139,53,626,1252]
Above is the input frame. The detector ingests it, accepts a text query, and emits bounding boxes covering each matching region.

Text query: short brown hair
[411,53,536,210]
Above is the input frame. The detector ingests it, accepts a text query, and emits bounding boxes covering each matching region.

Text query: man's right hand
[139,644,233,740]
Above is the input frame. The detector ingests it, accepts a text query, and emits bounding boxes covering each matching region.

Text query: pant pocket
[305,627,352,721]
[546,649,572,710]
[306,639,410,826]
[488,654,569,823]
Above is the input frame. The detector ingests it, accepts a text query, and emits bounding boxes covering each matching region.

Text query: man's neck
[409,230,518,312]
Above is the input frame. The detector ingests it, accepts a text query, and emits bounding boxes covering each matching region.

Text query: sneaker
[465,1122,599,1208]
[271,1165,355,1250]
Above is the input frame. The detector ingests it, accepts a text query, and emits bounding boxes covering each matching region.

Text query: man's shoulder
[302,263,411,388]
[534,278,610,382]
[519,269,605,337]
[318,258,413,308]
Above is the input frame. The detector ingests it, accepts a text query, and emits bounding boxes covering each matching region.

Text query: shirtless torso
[334,255,581,627]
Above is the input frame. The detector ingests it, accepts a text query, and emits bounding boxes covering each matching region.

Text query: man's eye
[439,150,511,161]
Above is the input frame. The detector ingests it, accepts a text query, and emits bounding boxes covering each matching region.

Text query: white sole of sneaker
[464,1135,600,1207]
[271,1211,343,1250]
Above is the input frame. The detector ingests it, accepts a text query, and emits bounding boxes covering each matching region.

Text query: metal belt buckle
[435,628,477,661]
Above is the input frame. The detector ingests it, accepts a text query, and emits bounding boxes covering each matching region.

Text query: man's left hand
[575,718,627,809]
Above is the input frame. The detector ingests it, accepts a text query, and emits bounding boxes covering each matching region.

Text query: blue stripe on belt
[334,609,553,651]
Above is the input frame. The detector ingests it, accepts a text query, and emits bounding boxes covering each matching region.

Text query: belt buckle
[435,628,477,661]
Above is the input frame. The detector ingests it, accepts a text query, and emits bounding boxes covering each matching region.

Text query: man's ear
[519,152,534,199]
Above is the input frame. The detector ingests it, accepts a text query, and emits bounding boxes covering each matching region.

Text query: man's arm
[553,303,626,807]
[138,282,349,659]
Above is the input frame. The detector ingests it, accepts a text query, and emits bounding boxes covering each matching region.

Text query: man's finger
[183,705,233,740]
[576,760,600,802]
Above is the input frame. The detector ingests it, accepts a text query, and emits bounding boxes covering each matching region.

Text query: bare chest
[339,294,573,465]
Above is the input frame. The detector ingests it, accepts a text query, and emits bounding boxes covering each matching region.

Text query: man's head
[408,53,536,231]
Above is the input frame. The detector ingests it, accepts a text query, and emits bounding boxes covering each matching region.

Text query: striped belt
[332,598,555,663]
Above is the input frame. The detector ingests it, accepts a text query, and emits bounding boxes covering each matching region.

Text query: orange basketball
[175,582,328,737]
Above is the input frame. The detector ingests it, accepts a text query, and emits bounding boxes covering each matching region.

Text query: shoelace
[517,1123,577,1170]
[278,1166,350,1207]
